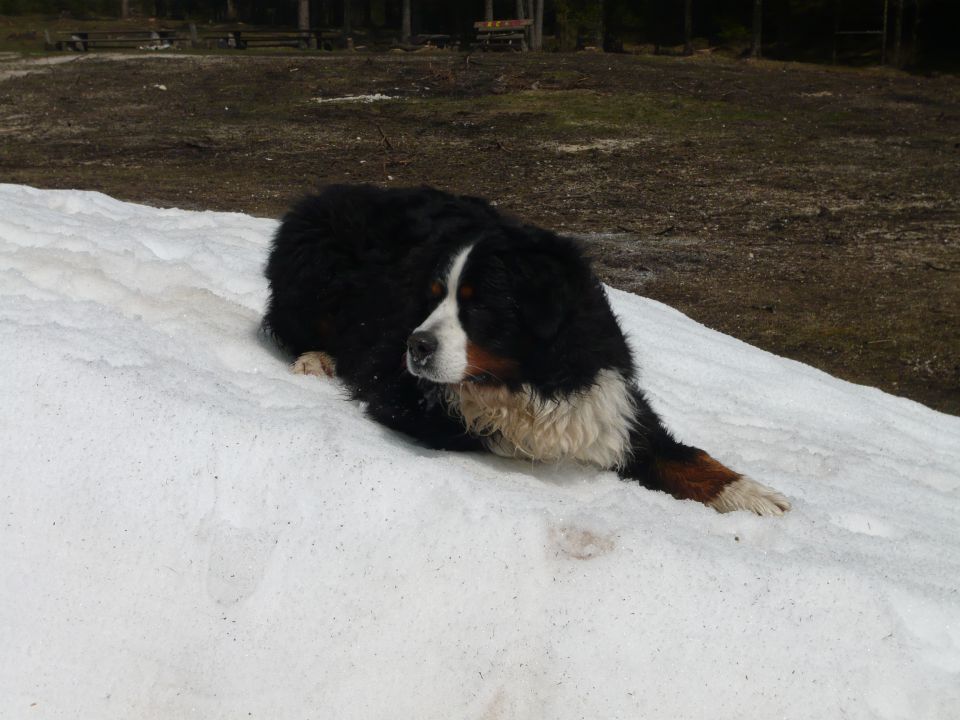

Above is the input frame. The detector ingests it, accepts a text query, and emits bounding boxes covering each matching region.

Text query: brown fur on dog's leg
[654,451,791,516]
[292,351,337,378]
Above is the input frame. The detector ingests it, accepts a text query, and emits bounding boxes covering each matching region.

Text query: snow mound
[313,93,398,104]
[1,184,958,719]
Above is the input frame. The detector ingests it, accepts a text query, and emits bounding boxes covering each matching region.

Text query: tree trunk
[401,0,411,44]
[881,0,888,64]
[225,0,237,21]
[752,0,762,58]
[298,0,310,30]
[515,0,527,49]
[911,0,920,62]
[533,0,543,50]
[893,0,903,66]
[343,0,352,35]
[485,0,493,22]
[683,0,692,55]
[596,0,605,49]
[121,0,129,19]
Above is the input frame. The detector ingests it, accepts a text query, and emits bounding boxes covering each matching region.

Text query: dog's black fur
[263,185,790,514]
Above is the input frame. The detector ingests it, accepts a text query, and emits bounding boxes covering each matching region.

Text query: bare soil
[1,50,958,414]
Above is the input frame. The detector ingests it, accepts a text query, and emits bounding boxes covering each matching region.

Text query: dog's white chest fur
[445,368,636,469]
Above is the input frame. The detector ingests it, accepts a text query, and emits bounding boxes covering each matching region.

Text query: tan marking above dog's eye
[459,284,474,301]
[430,280,444,297]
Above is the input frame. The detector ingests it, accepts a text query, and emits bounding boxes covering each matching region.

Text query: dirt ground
[1,49,958,414]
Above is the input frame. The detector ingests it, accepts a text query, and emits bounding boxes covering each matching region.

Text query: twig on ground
[375,123,393,151]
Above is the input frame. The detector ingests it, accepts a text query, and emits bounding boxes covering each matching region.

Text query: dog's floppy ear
[515,251,573,340]
[521,286,565,340]
[495,227,587,341]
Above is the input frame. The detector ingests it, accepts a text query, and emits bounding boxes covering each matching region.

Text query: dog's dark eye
[458,284,475,302]
[429,280,445,298]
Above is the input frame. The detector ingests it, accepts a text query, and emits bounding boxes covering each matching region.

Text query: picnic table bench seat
[202,28,346,50]
[52,29,189,51]
[473,19,532,51]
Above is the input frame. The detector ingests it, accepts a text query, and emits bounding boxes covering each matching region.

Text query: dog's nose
[407,331,438,365]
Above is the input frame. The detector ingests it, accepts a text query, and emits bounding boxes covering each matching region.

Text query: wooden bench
[203,28,346,51]
[473,19,532,51]
[53,29,191,51]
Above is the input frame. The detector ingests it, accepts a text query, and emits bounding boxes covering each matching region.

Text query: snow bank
[1,184,958,720]
[313,93,398,104]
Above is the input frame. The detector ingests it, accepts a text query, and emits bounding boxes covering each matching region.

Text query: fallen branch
[375,123,393,151]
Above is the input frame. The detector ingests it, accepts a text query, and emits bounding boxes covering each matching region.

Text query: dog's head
[405,227,591,388]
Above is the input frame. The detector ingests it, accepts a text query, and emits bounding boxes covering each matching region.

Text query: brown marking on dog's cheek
[465,342,520,381]
[653,451,740,504]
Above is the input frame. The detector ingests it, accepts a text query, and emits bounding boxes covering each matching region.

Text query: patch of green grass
[541,69,583,83]
[409,90,774,136]
[819,110,856,125]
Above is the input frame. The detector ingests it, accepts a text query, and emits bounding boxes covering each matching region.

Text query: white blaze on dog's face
[406,245,473,383]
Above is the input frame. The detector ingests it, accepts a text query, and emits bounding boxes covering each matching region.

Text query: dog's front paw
[708,476,792,516]
[292,351,337,378]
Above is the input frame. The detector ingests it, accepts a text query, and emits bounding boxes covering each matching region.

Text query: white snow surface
[312,93,398,104]
[1,184,959,719]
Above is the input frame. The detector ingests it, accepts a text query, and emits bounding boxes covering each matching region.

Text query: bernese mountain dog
[263,184,790,515]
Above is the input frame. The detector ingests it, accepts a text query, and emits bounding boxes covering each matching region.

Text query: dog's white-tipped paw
[292,351,337,378]
[708,477,792,516]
